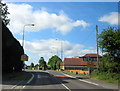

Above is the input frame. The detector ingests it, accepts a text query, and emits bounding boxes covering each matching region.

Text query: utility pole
[96,25,99,69]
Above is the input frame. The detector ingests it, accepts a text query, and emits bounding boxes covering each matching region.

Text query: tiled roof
[60,54,101,66]
[82,53,102,57]
[64,58,87,66]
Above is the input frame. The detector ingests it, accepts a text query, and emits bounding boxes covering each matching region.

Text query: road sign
[21,54,28,61]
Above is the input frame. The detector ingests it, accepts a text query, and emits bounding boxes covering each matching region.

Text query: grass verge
[61,70,119,84]
[91,72,119,84]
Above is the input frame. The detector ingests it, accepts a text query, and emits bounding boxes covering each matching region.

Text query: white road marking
[63,73,99,86]
[63,73,76,78]
[23,86,26,88]
[21,73,34,89]
[10,73,34,89]
[79,79,99,86]
[10,80,23,89]
[27,73,34,84]
[61,83,71,91]
[37,74,41,78]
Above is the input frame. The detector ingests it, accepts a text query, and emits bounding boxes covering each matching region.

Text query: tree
[39,57,47,70]
[98,27,120,73]
[34,64,39,70]
[30,62,34,69]
[48,55,62,70]
[0,1,10,25]
[99,27,120,59]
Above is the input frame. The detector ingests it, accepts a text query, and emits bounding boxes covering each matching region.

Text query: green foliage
[48,55,62,70]
[98,27,120,73]
[34,64,39,70]
[30,62,34,69]
[98,27,120,59]
[91,71,119,84]
[0,1,10,25]
[39,57,47,70]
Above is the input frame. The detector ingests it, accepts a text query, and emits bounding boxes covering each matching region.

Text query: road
[2,70,118,91]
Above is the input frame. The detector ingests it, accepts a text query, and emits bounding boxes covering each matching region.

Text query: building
[60,53,102,74]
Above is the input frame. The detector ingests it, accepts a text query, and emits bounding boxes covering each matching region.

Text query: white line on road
[63,73,76,78]
[10,80,23,89]
[27,73,34,84]
[10,73,34,89]
[78,79,99,86]
[61,82,71,91]
[62,73,99,86]
[37,74,41,78]
[22,73,34,89]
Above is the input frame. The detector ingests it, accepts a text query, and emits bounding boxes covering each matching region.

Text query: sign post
[87,57,94,77]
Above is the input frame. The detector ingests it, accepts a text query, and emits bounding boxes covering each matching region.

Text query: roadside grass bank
[3,71,32,81]
[90,72,119,84]
[61,70,119,84]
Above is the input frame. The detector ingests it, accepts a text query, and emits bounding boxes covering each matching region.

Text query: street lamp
[22,24,35,48]
[55,39,63,61]
[21,24,34,71]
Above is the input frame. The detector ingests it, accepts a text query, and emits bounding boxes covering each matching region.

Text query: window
[84,57,88,61]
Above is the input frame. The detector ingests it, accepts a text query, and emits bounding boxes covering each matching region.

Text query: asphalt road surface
[2,70,118,91]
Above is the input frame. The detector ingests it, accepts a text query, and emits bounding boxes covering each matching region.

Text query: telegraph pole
[96,25,99,69]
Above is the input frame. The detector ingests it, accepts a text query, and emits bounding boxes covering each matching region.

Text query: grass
[3,71,32,81]
[61,70,86,76]
[62,70,76,75]
[91,72,119,84]
[61,70,119,84]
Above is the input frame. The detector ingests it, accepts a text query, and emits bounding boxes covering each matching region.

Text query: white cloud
[7,3,89,35]
[98,12,118,25]
[19,39,96,63]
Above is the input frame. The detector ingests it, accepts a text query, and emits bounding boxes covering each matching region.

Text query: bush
[91,71,119,84]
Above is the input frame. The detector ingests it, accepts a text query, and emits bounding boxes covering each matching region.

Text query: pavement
[1,70,119,91]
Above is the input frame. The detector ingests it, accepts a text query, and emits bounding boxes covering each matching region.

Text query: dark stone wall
[2,21,24,73]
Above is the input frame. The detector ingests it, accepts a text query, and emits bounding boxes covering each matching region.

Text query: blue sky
[6,2,118,65]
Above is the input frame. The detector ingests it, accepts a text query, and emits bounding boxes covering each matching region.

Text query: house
[60,53,102,74]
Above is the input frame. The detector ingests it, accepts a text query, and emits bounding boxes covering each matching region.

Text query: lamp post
[22,24,34,71]
[22,24,35,48]
[55,39,63,61]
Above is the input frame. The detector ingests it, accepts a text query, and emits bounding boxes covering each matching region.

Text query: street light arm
[22,24,35,47]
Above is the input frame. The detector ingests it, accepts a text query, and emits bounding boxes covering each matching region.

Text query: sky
[5,1,118,65]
